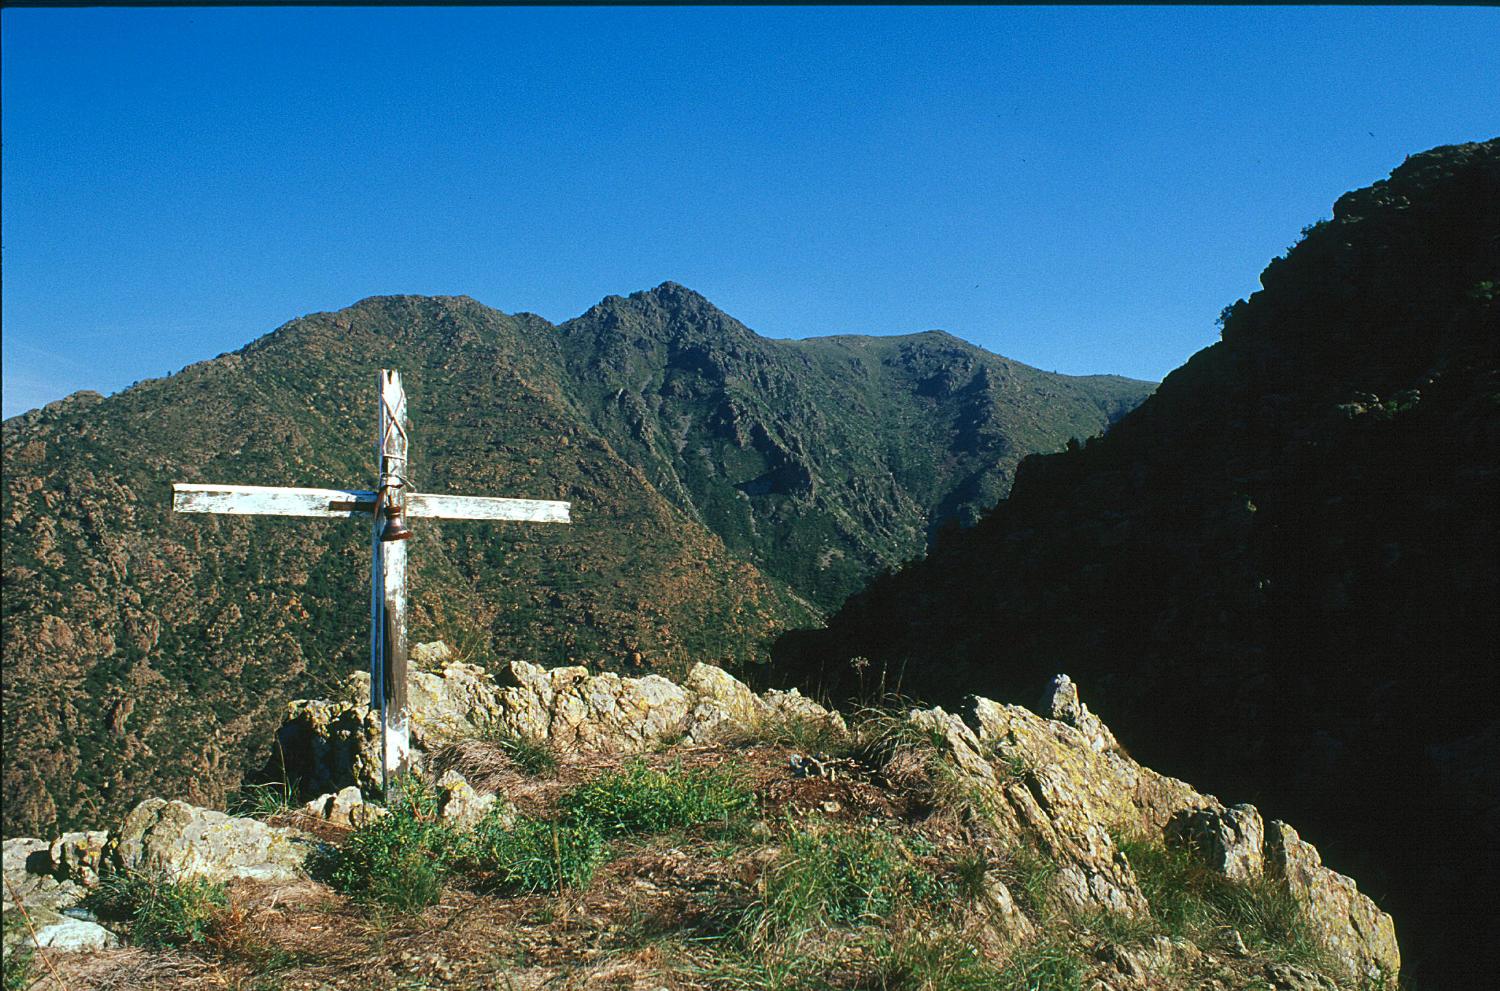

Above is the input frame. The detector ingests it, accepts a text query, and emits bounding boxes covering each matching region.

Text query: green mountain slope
[1,290,1151,839]
[771,139,1500,985]
[557,282,1148,607]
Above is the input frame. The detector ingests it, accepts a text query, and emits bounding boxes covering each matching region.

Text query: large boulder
[1168,804,1266,881]
[109,798,319,882]
[3,837,86,916]
[274,698,384,798]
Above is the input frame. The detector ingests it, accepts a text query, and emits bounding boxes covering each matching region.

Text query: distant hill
[1,287,1151,838]
[770,139,1500,985]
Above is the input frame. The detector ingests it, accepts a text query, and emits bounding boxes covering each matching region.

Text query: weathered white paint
[174,486,570,523]
[172,366,573,802]
[173,484,376,518]
[406,493,570,523]
[376,370,411,790]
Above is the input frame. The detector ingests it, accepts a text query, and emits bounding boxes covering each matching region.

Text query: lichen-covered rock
[1042,673,1120,753]
[435,770,510,831]
[49,830,109,887]
[27,914,120,952]
[910,704,1149,918]
[411,639,454,670]
[109,798,319,882]
[487,661,692,752]
[303,785,367,827]
[682,662,763,743]
[955,680,1397,979]
[275,698,383,798]
[759,687,848,739]
[1264,821,1400,983]
[1169,804,1265,881]
[3,838,87,917]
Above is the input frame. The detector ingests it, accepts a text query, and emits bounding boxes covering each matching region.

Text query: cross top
[173,369,572,794]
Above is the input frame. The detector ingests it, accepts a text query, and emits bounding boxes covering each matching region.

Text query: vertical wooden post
[375,370,412,796]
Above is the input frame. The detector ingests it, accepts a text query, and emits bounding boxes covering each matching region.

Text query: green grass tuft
[863,927,1011,991]
[737,822,947,950]
[89,870,228,948]
[994,938,1088,991]
[1000,844,1059,922]
[478,726,559,778]
[558,759,756,838]
[462,813,610,894]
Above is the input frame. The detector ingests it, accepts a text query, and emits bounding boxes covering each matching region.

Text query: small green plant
[328,778,457,912]
[1000,843,1059,922]
[462,812,609,894]
[232,781,296,819]
[3,913,37,991]
[558,759,755,838]
[994,937,1088,991]
[946,848,994,907]
[89,870,228,948]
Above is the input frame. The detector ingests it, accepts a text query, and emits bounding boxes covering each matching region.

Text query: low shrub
[89,870,228,948]
[462,812,609,894]
[2,913,37,991]
[328,778,458,912]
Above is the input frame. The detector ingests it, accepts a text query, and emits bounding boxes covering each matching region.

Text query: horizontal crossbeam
[172,483,570,523]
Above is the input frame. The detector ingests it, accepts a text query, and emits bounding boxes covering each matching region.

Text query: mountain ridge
[2,286,1152,843]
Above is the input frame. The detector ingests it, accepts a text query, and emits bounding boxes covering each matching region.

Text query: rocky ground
[3,646,1399,990]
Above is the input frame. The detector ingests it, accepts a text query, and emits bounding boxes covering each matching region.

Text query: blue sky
[3,6,1497,418]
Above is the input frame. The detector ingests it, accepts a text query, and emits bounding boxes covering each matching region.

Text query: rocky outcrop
[1265,821,1401,985]
[109,799,319,883]
[273,645,845,797]
[3,651,1397,985]
[937,685,1400,985]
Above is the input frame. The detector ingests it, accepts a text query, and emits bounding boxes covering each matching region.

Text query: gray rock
[110,798,318,882]
[1264,821,1400,984]
[30,916,120,952]
[303,785,367,827]
[1041,674,1119,753]
[1169,804,1265,880]
[3,838,86,915]
[435,770,507,831]
[49,830,109,886]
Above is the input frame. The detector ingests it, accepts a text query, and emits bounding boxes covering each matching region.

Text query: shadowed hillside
[771,139,1500,985]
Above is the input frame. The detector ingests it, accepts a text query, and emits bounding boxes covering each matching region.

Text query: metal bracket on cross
[172,369,571,797]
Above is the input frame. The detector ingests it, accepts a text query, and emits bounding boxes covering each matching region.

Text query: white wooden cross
[173,369,570,797]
